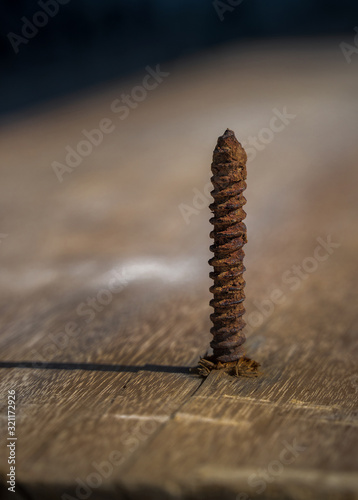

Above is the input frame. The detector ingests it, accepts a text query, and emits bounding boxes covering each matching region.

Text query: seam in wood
[195,467,358,487]
[113,414,169,422]
[174,412,251,427]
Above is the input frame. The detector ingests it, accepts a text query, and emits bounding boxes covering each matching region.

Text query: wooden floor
[0,39,357,500]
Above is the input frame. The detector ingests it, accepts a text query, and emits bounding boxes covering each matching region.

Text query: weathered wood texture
[0,39,357,500]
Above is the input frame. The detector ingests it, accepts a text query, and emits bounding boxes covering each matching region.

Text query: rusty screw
[209,129,247,363]
[196,129,260,377]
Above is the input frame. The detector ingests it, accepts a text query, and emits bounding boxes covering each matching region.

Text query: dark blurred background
[0,0,357,117]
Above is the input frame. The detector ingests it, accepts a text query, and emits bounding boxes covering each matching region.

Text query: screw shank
[209,129,248,362]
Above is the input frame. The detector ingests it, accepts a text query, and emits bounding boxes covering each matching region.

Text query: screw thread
[208,129,247,362]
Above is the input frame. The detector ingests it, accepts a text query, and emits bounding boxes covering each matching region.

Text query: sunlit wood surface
[0,39,357,500]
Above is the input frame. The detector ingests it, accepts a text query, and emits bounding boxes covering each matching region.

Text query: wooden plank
[0,39,357,499]
[120,250,358,499]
